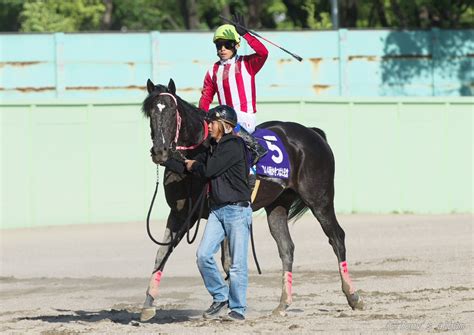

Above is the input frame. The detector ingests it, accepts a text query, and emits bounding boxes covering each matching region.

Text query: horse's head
[142,78,180,164]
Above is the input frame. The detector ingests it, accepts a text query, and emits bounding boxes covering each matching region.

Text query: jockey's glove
[233,13,248,36]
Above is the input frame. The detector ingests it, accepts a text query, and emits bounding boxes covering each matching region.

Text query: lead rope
[146,165,207,247]
[146,166,174,246]
[186,183,208,244]
[146,166,262,274]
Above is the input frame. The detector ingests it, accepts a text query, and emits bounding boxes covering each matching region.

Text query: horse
[139,78,363,321]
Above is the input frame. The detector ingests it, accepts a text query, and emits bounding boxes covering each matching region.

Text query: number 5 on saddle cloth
[248,128,291,202]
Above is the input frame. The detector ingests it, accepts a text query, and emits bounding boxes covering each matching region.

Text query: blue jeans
[196,204,252,316]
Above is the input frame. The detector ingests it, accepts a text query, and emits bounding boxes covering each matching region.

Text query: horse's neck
[177,103,207,147]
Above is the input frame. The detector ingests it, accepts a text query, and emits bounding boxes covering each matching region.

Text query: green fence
[1,97,472,229]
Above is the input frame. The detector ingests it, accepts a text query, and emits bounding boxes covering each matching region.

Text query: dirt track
[1,214,472,334]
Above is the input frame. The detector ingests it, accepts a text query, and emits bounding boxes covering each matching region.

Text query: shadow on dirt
[19,308,202,325]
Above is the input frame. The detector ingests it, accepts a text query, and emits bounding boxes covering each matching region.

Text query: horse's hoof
[348,292,364,310]
[272,304,289,316]
[140,307,156,322]
[272,309,287,317]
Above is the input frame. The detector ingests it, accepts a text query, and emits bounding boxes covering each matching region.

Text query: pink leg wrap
[284,271,293,304]
[339,261,355,294]
[147,271,163,298]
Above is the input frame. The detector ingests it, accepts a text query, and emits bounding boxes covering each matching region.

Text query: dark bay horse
[140,78,363,321]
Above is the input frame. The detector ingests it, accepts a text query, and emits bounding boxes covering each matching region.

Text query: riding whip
[219,15,303,62]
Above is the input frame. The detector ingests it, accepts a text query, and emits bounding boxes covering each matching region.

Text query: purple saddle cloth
[253,128,290,180]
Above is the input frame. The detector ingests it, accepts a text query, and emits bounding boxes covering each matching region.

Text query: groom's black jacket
[162,134,250,206]
[190,134,250,207]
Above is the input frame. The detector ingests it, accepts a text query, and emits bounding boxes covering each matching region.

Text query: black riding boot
[248,172,256,190]
[236,127,268,165]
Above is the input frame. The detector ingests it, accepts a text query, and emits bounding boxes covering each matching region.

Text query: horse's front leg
[140,211,184,322]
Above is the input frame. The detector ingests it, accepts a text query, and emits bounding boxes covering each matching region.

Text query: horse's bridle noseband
[157,92,208,152]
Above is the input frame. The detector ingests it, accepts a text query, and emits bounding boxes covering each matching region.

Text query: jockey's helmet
[213,24,240,43]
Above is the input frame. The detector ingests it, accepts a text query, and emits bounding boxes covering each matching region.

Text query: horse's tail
[310,127,327,142]
[288,197,310,222]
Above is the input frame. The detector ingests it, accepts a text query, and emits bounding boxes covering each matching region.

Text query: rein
[176,121,208,150]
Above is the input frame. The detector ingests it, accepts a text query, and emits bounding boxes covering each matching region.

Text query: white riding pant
[236,111,257,134]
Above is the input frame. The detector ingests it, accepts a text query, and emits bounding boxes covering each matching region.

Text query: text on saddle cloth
[253,128,291,180]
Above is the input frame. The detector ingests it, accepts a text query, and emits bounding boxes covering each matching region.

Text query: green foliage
[357,0,474,29]
[262,0,287,28]
[111,0,184,31]
[303,0,332,29]
[314,12,332,29]
[460,7,474,28]
[274,0,332,30]
[19,0,105,32]
[1,0,472,32]
[198,0,228,29]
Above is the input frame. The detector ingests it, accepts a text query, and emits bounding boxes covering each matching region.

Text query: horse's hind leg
[220,239,231,280]
[265,194,295,316]
[311,201,364,310]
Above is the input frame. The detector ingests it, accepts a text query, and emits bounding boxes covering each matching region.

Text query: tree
[179,0,200,30]
[19,0,105,32]
[2,0,472,32]
[0,0,24,31]
[340,0,358,28]
[110,0,184,31]
[101,0,113,30]
[359,0,473,29]
[248,0,263,28]
[280,0,332,29]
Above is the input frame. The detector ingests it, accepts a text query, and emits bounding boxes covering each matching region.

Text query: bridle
[157,92,208,153]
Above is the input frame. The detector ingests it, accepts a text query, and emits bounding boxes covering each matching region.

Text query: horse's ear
[168,78,176,95]
[147,79,155,94]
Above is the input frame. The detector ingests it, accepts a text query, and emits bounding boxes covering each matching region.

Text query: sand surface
[1,214,472,334]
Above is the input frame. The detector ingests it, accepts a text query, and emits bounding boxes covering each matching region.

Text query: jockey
[199,13,268,166]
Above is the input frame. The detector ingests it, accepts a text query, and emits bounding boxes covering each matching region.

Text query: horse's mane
[141,84,208,122]
[176,95,208,121]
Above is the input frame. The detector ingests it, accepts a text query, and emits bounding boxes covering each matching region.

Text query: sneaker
[203,301,228,319]
[221,310,245,322]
